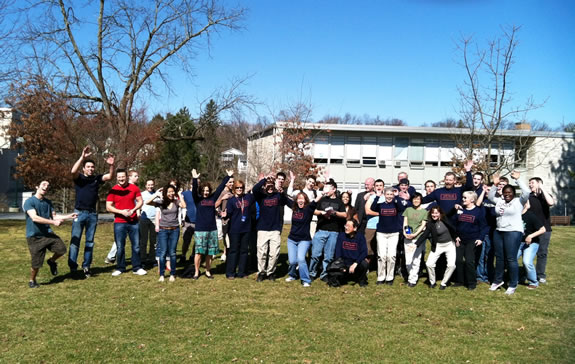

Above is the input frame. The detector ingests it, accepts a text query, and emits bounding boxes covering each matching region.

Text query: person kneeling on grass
[327,219,368,287]
[24,181,77,288]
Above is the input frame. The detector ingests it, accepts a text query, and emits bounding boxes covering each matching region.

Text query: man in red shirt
[106,169,147,276]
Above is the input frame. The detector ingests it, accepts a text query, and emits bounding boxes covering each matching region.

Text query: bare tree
[6,0,245,155]
[453,25,552,178]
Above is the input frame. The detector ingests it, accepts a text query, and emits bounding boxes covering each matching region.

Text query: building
[247,122,575,217]
[0,108,24,211]
[221,147,247,173]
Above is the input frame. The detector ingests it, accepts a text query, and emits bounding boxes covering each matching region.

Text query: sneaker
[220,254,227,262]
[29,280,39,288]
[489,282,504,291]
[268,274,276,282]
[539,278,547,284]
[285,276,296,282]
[169,276,175,282]
[158,276,165,282]
[439,284,447,290]
[47,259,58,276]
[302,282,311,287]
[83,267,91,278]
[376,281,385,285]
[527,284,538,290]
[104,257,115,264]
[505,287,517,295]
[407,283,416,288]
[133,268,147,276]
[111,270,122,277]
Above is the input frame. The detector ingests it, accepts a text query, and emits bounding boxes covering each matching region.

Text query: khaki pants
[426,241,456,286]
[376,232,399,282]
[257,230,282,275]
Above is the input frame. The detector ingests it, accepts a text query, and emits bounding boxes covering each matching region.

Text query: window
[313,135,329,159]
[363,136,377,166]
[394,137,409,161]
[378,137,393,167]
[330,136,345,164]
[346,136,361,167]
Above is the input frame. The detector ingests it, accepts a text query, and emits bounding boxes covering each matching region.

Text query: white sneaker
[158,276,165,282]
[505,287,517,295]
[539,278,547,284]
[489,282,504,291]
[220,254,226,262]
[104,257,115,264]
[285,276,296,282]
[111,270,122,277]
[133,268,147,276]
[169,276,175,282]
[302,282,311,287]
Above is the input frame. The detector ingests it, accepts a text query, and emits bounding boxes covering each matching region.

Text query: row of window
[311,135,516,168]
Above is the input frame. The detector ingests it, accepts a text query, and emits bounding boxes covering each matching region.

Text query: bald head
[364,177,375,192]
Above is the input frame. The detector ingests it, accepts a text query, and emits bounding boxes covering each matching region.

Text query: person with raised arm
[487,171,531,295]
[146,184,186,282]
[191,168,234,279]
[24,181,77,288]
[106,169,147,277]
[68,146,114,277]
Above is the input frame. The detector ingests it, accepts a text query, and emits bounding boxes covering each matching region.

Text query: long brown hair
[292,192,310,211]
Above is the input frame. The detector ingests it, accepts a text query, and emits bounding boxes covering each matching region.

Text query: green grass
[1,221,574,363]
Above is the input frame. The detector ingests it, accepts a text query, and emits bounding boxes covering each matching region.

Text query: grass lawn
[1,220,574,363]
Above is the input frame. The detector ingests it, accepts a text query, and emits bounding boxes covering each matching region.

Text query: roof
[249,122,573,139]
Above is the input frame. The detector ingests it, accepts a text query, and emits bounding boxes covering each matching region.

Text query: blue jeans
[309,230,339,280]
[287,238,312,284]
[518,242,539,286]
[68,210,98,270]
[157,227,180,276]
[493,230,522,288]
[476,233,494,283]
[114,222,142,272]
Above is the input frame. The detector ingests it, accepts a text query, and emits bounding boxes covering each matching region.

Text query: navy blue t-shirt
[74,174,104,211]
[370,197,408,233]
[253,179,287,232]
[193,176,230,232]
[335,232,368,266]
[226,194,255,234]
[287,200,317,242]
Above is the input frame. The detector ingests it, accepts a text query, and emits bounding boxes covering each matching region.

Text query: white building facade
[247,122,575,218]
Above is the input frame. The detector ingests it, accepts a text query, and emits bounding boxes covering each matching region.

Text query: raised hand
[82,145,92,159]
[226,169,234,177]
[464,159,473,172]
[289,171,295,181]
[491,173,500,187]
[510,170,520,180]
[398,190,410,200]
[105,154,115,165]
[192,169,200,179]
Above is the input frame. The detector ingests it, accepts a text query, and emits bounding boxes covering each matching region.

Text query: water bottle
[404,226,412,234]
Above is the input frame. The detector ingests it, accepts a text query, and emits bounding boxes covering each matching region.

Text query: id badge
[241,215,246,222]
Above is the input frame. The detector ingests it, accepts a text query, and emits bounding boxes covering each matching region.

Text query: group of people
[24,147,554,295]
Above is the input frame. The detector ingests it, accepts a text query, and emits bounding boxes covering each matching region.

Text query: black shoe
[467,286,476,291]
[408,283,416,288]
[429,283,437,288]
[29,280,39,288]
[83,267,92,278]
[267,274,276,282]
[452,282,464,288]
[47,259,58,276]
[376,280,385,285]
[386,280,393,286]
[359,280,368,287]
[256,273,266,282]
[439,284,447,290]
[320,276,329,283]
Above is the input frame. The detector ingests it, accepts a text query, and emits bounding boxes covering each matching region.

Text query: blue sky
[145,1,575,128]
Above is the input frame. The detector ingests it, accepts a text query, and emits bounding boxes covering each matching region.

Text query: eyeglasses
[235,187,244,190]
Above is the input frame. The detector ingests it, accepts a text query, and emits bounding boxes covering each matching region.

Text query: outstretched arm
[71,146,91,177]
[102,154,115,182]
